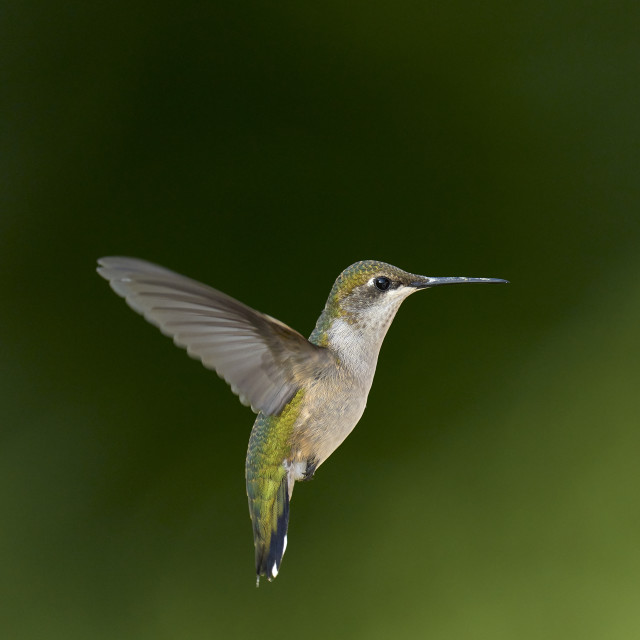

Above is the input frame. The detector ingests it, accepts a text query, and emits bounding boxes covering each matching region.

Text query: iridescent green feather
[245,389,305,583]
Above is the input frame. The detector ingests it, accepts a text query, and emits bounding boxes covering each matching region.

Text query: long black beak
[410,276,510,289]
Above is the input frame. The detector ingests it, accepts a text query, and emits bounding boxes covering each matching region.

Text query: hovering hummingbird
[97,257,508,584]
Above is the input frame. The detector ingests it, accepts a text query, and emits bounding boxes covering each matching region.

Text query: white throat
[326,287,416,381]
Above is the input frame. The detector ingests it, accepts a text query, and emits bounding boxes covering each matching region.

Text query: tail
[246,464,291,585]
[246,397,305,585]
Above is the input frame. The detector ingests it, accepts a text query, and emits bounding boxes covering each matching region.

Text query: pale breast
[290,368,370,469]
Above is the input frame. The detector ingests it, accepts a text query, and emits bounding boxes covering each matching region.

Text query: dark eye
[374,276,391,291]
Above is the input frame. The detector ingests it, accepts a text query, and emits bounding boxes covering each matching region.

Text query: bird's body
[97,257,507,584]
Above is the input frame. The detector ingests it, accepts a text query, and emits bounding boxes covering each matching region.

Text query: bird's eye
[374,277,391,291]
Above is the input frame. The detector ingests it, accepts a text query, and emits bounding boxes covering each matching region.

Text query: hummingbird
[97,257,508,584]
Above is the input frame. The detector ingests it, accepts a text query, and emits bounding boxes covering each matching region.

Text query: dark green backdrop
[3,2,639,638]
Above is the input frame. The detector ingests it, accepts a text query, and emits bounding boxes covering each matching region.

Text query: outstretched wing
[97,257,332,415]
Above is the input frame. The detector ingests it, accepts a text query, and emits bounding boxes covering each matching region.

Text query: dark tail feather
[251,472,290,585]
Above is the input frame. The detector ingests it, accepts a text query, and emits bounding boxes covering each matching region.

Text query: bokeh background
[3,2,640,638]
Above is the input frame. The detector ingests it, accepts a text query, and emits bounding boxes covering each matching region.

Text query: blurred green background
[2,1,640,638]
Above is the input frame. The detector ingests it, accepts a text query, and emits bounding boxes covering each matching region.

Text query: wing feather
[97,257,332,415]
